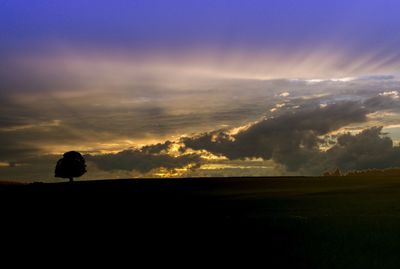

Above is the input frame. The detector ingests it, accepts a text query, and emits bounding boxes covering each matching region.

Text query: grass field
[2,176,400,268]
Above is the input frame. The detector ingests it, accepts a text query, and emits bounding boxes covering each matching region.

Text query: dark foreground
[3,176,400,268]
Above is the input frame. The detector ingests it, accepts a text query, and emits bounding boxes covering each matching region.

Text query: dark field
[3,176,400,267]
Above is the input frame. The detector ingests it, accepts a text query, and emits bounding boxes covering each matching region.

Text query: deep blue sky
[1,0,400,55]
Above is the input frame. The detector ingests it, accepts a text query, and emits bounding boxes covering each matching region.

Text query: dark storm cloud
[141,141,173,154]
[182,101,369,170]
[324,127,400,172]
[364,95,400,111]
[87,150,200,173]
[182,96,400,172]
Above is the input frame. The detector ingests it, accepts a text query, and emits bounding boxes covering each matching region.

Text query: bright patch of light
[200,164,273,170]
[152,163,198,177]
[0,162,9,167]
[279,92,290,97]
[320,103,328,108]
[379,90,399,99]
[306,77,356,84]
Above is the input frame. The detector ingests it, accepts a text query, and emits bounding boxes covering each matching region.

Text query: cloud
[364,94,400,111]
[1,99,399,181]
[182,101,369,170]
[323,127,400,172]
[279,92,290,97]
[1,69,400,181]
[379,90,399,99]
[181,95,400,173]
[358,75,395,81]
[141,141,173,154]
[0,154,59,182]
[87,149,201,174]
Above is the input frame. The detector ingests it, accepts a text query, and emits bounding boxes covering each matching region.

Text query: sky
[1,0,400,181]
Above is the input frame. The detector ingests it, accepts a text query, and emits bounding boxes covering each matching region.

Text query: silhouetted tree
[322,171,331,177]
[346,168,400,177]
[55,151,87,182]
[322,168,342,177]
[331,168,341,177]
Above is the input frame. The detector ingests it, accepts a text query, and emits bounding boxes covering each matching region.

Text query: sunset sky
[1,0,400,181]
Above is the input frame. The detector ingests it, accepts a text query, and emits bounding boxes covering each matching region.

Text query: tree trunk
[69,177,73,183]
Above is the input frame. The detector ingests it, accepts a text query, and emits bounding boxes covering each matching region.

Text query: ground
[2,176,400,268]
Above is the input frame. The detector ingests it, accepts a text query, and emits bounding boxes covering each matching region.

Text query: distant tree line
[323,167,400,177]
